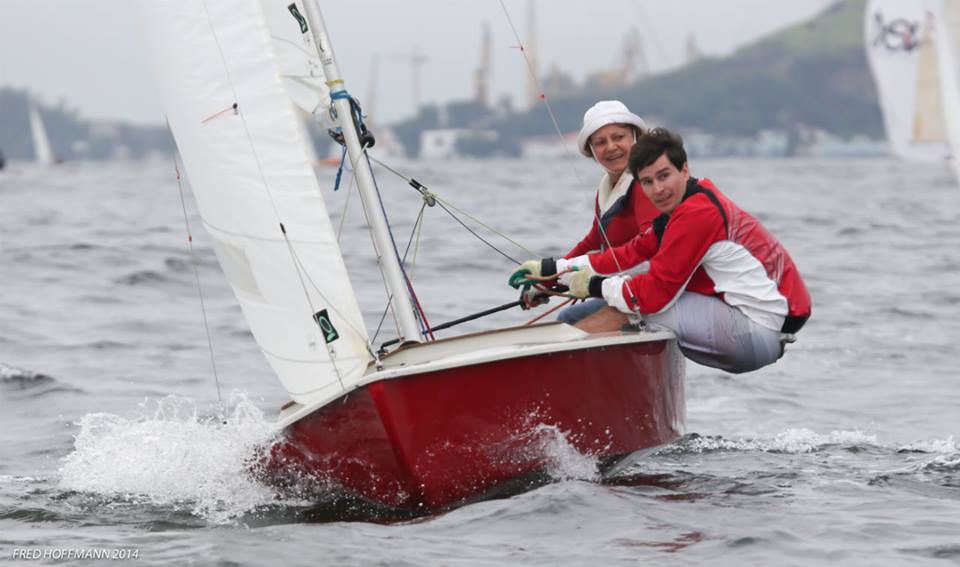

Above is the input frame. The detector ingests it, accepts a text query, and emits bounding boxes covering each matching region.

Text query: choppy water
[0,157,958,566]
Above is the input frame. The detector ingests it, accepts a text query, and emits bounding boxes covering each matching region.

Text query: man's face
[636,153,689,214]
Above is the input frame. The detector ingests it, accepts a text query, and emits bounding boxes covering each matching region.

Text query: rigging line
[351,158,403,340]
[372,202,428,345]
[433,195,541,259]
[365,153,542,259]
[371,294,392,346]
[401,204,435,340]
[411,199,427,276]
[171,149,223,404]
[497,0,632,301]
[435,200,522,265]
[524,297,574,325]
[283,233,376,358]
[497,0,584,186]
[403,203,428,279]
[280,227,347,391]
[336,154,359,242]
[362,151,432,336]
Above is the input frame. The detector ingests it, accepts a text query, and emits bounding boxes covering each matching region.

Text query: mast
[300,0,423,344]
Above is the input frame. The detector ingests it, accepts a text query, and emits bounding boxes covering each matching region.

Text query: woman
[555,100,660,324]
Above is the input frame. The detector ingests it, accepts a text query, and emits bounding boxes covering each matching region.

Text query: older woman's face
[589,123,635,176]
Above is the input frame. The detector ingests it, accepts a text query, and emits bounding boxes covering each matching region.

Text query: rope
[280,223,347,391]
[434,200,522,265]
[332,143,348,192]
[336,163,358,242]
[524,297,575,325]
[372,203,427,345]
[171,150,222,404]
[365,153,542,261]
[497,0,583,186]
[496,0,638,313]
[362,152,432,338]
[379,300,525,351]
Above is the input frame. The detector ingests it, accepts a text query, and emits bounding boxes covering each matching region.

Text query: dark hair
[629,127,687,178]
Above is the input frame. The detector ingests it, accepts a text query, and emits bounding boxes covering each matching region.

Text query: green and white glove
[508,258,556,289]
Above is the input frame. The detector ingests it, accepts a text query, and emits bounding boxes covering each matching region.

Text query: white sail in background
[28,103,54,166]
[137,0,372,405]
[865,0,951,161]
[932,0,960,178]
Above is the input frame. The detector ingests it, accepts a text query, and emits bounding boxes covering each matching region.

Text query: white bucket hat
[576,100,647,158]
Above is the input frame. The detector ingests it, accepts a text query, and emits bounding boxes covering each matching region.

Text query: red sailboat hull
[266,332,684,511]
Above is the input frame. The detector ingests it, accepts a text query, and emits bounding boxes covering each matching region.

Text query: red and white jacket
[562,177,811,334]
[564,173,661,259]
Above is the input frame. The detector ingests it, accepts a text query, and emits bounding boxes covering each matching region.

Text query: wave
[655,428,883,455]
[58,393,283,524]
[656,429,959,458]
[0,363,55,388]
[114,270,170,286]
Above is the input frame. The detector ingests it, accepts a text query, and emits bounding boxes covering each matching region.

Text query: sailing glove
[508,258,557,288]
[566,266,605,299]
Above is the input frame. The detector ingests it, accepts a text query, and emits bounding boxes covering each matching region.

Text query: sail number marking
[313,309,340,344]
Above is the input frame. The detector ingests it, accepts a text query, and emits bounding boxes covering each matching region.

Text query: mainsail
[865,0,951,161]
[137,0,372,405]
[28,103,54,166]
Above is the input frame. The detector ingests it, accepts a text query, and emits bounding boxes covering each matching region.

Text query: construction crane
[385,47,429,115]
[474,21,492,107]
[525,0,540,109]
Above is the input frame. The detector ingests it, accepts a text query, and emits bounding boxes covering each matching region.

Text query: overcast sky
[0,0,837,126]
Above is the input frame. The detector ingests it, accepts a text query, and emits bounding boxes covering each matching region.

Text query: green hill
[611,0,879,137]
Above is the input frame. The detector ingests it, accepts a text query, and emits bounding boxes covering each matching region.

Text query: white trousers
[642,292,784,374]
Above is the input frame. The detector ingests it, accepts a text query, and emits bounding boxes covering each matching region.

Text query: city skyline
[1,0,837,125]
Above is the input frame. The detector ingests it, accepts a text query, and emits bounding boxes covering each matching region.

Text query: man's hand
[508,260,542,288]
[520,286,550,310]
[509,258,556,288]
[566,266,596,298]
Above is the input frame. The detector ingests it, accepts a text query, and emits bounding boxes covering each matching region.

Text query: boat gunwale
[278,323,678,426]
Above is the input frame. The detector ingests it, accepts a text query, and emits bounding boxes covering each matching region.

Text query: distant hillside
[609,0,879,137]
[391,0,879,154]
[0,88,171,161]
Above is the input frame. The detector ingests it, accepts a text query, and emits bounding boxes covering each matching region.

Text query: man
[509,128,811,373]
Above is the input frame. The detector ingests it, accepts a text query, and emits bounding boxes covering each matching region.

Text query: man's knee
[574,306,630,333]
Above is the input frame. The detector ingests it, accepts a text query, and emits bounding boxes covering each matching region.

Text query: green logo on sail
[288,4,308,34]
[313,309,340,344]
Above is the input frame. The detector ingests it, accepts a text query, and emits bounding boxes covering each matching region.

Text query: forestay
[137,0,371,404]
[865,0,951,162]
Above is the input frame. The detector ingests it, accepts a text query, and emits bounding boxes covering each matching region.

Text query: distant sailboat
[28,102,55,166]
[865,0,960,172]
[931,0,960,178]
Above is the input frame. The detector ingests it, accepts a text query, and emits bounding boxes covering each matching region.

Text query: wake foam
[526,424,600,482]
[900,436,960,474]
[658,428,882,454]
[657,430,959,471]
[59,393,283,524]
